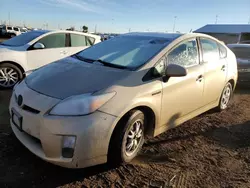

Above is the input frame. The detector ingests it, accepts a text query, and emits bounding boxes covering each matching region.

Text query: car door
[160,38,205,127]
[69,33,93,56]
[199,38,227,105]
[26,33,69,70]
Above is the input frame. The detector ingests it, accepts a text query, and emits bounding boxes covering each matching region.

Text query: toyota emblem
[17,95,23,106]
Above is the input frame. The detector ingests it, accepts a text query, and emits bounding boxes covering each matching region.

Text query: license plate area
[11,108,23,132]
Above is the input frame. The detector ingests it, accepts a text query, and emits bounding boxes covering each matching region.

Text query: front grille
[22,105,40,114]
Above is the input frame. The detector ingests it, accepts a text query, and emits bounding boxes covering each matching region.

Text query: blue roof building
[195,24,250,44]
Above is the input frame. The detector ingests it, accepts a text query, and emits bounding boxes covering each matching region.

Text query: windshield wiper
[74,55,129,70]
[96,59,128,69]
[74,54,95,63]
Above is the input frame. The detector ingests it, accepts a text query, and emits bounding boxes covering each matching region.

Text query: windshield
[77,35,170,70]
[1,31,44,46]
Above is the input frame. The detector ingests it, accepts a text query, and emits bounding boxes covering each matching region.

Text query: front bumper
[9,82,117,168]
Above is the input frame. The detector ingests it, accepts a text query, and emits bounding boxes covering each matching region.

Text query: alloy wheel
[221,85,231,109]
[0,67,19,88]
[125,119,144,156]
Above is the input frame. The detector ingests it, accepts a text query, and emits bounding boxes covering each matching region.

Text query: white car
[0,30,101,88]
[1,26,22,37]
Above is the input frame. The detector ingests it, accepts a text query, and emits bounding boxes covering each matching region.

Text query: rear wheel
[10,33,16,38]
[0,63,23,89]
[108,110,145,165]
[217,82,233,111]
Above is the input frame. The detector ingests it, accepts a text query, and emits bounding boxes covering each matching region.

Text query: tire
[0,63,23,89]
[108,110,145,165]
[10,34,16,38]
[216,82,233,111]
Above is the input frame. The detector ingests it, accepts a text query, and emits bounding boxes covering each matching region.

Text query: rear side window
[218,43,227,58]
[37,33,66,49]
[86,36,95,46]
[14,27,19,31]
[70,34,87,47]
[200,38,219,62]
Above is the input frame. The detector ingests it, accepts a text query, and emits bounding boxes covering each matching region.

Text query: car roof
[122,32,220,42]
[123,32,183,40]
[227,43,250,48]
[45,30,101,39]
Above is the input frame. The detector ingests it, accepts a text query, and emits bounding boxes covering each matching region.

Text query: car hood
[25,57,131,99]
[0,45,11,52]
[0,44,24,52]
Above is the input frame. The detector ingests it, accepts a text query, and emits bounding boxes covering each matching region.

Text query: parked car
[227,43,250,82]
[9,32,237,168]
[0,25,4,36]
[0,30,101,88]
[1,25,22,37]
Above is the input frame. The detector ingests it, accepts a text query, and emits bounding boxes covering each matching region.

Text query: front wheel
[0,63,23,89]
[217,82,233,111]
[108,110,145,165]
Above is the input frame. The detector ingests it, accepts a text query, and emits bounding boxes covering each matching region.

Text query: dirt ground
[1,82,250,188]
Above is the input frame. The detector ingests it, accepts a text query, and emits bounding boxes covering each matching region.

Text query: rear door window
[37,33,66,49]
[70,34,87,47]
[14,27,19,31]
[200,38,220,62]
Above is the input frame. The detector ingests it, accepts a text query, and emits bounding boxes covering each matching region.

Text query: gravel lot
[0,82,250,188]
[0,37,8,43]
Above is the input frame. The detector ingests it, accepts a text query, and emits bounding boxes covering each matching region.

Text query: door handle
[196,75,203,82]
[60,51,67,55]
[221,65,226,71]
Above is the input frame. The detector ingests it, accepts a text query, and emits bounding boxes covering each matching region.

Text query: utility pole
[173,16,177,32]
[95,24,97,33]
[8,12,10,25]
[215,15,218,24]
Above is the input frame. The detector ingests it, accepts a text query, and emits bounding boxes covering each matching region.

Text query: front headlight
[49,92,116,116]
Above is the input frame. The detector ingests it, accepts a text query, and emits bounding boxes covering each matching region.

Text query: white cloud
[39,0,102,13]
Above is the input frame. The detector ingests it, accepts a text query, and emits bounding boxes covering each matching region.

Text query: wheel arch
[107,105,156,163]
[228,79,235,90]
[0,61,25,77]
[108,105,156,148]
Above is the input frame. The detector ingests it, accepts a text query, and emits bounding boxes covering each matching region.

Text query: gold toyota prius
[9,32,238,168]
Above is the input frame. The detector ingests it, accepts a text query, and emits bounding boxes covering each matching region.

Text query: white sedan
[0,30,101,88]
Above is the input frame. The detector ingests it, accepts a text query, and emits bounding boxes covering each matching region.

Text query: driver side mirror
[33,42,45,50]
[165,64,187,77]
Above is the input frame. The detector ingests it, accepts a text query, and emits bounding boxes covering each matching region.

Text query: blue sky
[0,0,250,33]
